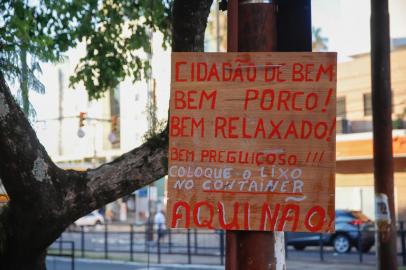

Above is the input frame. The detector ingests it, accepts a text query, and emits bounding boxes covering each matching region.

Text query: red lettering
[201,90,217,109]
[316,64,334,82]
[218,202,240,230]
[187,90,198,109]
[207,63,220,81]
[232,65,243,81]
[305,93,318,111]
[193,201,214,229]
[222,63,232,81]
[170,116,204,137]
[228,117,239,138]
[246,64,257,82]
[244,89,259,110]
[170,147,194,162]
[259,203,280,231]
[284,122,298,139]
[268,120,283,139]
[277,204,299,231]
[175,61,187,82]
[305,64,314,81]
[243,202,250,230]
[300,120,312,139]
[242,118,252,139]
[260,89,275,110]
[174,90,186,109]
[277,90,291,110]
[304,206,326,232]
[314,122,328,139]
[215,117,227,138]
[171,201,191,228]
[174,90,217,110]
[265,63,286,82]
[197,62,207,81]
[292,92,304,111]
[254,118,266,138]
[292,63,304,81]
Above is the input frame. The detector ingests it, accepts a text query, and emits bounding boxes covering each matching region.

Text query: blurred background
[1,0,406,269]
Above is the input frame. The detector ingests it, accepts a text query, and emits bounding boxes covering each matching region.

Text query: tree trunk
[0,1,213,269]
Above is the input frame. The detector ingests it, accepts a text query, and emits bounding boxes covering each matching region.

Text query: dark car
[286,210,375,253]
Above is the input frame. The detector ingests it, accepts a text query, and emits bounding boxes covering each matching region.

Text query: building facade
[336,45,406,220]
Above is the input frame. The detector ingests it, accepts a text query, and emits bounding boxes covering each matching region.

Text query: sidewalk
[287,260,375,270]
[47,257,376,270]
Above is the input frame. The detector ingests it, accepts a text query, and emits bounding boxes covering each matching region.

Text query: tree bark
[172,0,213,52]
[0,0,213,269]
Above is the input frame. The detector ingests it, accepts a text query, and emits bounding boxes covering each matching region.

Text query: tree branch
[61,130,169,226]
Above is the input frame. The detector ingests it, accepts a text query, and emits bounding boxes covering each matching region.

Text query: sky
[312,0,406,61]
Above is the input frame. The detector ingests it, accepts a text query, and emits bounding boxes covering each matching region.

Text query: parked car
[286,210,375,253]
[74,211,104,226]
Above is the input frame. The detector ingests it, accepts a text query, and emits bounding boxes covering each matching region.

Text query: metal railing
[49,221,406,266]
[47,240,75,270]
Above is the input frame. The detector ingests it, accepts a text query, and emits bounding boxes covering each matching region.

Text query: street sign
[167,52,337,232]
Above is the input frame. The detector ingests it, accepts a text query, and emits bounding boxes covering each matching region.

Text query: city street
[46,257,377,270]
[51,226,406,267]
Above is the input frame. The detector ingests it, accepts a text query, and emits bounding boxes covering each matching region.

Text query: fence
[47,240,75,270]
[48,221,406,266]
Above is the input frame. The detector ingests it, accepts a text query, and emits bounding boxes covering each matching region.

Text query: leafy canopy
[0,0,171,100]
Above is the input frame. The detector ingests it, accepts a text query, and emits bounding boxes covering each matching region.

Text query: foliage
[143,119,167,146]
[0,0,172,102]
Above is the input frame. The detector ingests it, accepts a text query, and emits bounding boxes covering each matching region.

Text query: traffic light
[111,115,118,133]
[108,116,119,144]
[79,112,86,127]
[77,112,87,138]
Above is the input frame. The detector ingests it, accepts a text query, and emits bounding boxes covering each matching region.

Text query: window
[363,93,372,116]
[337,97,346,118]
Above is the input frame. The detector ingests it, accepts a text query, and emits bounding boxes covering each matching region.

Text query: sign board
[167,52,337,233]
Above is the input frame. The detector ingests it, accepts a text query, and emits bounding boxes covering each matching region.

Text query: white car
[74,211,104,226]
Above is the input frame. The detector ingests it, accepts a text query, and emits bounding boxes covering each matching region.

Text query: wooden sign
[167,52,337,233]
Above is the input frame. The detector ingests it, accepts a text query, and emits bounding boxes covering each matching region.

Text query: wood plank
[167,52,337,233]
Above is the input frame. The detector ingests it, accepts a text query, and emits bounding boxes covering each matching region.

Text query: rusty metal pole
[225,1,311,269]
[370,1,398,270]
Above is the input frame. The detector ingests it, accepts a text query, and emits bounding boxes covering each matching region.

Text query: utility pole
[370,1,398,269]
[225,1,311,269]
[58,69,64,157]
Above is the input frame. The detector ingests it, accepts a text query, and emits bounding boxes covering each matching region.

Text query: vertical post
[319,233,324,262]
[80,226,85,258]
[370,1,398,270]
[130,225,134,261]
[157,225,162,264]
[357,225,363,263]
[104,223,108,259]
[220,230,225,265]
[168,229,172,254]
[284,233,288,259]
[225,1,311,269]
[71,241,75,270]
[194,229,198,254]
[187,229,192,264]
[401,221,406,265]
[59,234,63,254]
